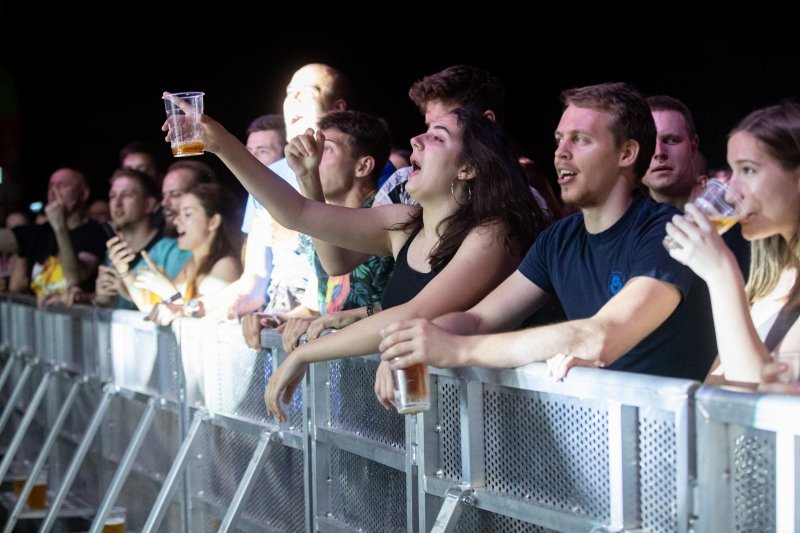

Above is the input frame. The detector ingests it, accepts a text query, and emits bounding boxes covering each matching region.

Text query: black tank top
[380,226,450,310]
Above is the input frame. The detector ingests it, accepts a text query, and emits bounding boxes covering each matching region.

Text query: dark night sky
[1,5,798,212]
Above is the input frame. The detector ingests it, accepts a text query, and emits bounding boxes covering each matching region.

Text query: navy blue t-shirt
[518,196,717,380]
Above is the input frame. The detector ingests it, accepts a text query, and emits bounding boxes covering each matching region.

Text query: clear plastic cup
[27,468,47,509]
[392,362,430,414]
[9,460,30,497]
[102,506,127,533]
[663,178,741,250]
[163,92,205,157]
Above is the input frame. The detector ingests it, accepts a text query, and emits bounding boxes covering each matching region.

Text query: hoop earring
[451,179,472,206]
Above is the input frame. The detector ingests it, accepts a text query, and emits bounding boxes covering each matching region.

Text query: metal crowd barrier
[0,295,798,532]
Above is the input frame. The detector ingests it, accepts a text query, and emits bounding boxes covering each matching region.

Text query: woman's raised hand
[133,251,177,300]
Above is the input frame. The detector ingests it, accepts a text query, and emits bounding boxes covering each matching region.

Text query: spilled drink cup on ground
[392,362,430,414]
[9,460,30,498]
[663,178,742,250]
[163,91,205,157]
[102,506,127,533]
[27,468,48,509]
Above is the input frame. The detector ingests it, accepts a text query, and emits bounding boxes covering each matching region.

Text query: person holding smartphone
[95,168,161,310]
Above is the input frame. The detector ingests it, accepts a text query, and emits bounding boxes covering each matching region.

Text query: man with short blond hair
[96,168,160,309]
[379,82,718,387]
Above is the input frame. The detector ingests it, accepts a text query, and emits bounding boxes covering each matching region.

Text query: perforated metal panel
[639,408,678,532]
[732,427,775,532]
[268,349,305,432]
[0,298,10,346]
[194,423,258,506]
[4,365,48,462]
[483,386,610,519]
[105,314,183,401]
[10,301,34,353]
[59,379,101,443]
[106,396,181,484]
[188,421,307,532]
[437,377,462,479]
[329,358,405,448]
[457,503,557,532]
[3,364,47,454]
[55,437,102,507]
[0,354,26,450]
[199,329,275,426]
[243,442,306,532]
[329,447,406,531]
[251,332,305,431]
[117,467,183,532]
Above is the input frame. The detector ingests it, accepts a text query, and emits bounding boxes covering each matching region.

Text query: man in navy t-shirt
[378,82,717,382]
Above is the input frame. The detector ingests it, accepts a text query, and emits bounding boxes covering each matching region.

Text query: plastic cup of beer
[102,506,127,533]
[772,350,800,383]
[163,91,205,157]
[392,362,430,414]
[9,460,29,497]
[663,178,742,250]
[27,468,47,509]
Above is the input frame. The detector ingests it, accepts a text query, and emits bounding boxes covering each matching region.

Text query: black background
[1,5,798,210]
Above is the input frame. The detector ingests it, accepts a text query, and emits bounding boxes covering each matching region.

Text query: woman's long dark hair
[184,182,243,299]
[396,108,548,267]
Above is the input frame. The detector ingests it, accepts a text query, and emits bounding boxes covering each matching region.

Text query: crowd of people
[1,62,798,416]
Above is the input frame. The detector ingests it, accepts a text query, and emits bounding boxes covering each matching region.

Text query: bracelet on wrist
[162,291,183,304]
[365,303,374,317]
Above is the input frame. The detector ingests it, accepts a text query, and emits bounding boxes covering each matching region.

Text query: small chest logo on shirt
[609,272,625,296]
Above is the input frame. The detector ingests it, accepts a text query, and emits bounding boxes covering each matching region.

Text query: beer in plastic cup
[102,506,127,533]
[163,92,205,157]
[9,460,29,497]
[392,362,430,414]
[11,476,25,497]
[27,468,47,509]
[663,178,741,250]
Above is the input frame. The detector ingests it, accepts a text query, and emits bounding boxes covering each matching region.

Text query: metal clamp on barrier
[431,483,475,532]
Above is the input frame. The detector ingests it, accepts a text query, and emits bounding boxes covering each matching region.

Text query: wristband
[366,303,374,317]
[162,291,183,304]
[185,298,202,318]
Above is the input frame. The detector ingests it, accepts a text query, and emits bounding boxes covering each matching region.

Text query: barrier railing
[0,295,798,532]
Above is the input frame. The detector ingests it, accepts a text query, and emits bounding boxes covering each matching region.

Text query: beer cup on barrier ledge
[392,363,430,414]
[163,91,205,157]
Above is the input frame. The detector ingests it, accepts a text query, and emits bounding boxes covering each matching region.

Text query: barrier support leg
[217,430,280,532]
[38,385,116,533]
[141,408,208,533]
[3,379,81,533]
[430,483,474,533]
[88,397,158,533]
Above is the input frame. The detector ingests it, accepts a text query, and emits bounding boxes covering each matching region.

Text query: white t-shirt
[240,158,316,313]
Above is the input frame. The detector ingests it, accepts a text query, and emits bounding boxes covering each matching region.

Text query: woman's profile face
[405,113,464,202]
[727,130,800,242]
[175,193,212,251]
